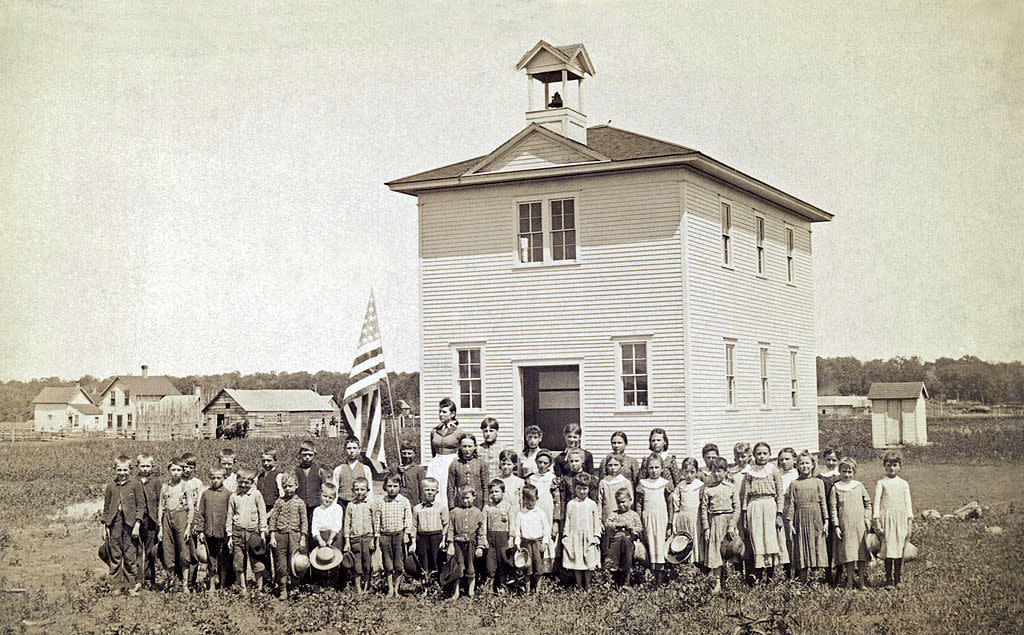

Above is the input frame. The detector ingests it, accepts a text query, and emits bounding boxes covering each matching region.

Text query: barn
[31,386,103,434]
[202,389,341,439]
[387,41,833,460]
[868,381,929,448]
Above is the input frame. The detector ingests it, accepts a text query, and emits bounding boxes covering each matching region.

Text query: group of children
[101,423,915,600]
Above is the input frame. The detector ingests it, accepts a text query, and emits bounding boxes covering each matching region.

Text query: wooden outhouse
[31,386,103,434]
[868,382,929,448]
[387,41,834,459]
[202,389,341,438]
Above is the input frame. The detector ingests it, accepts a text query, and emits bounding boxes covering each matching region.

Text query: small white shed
[868,382,928,448]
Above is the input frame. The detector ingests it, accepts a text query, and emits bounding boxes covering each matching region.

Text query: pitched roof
[209,389,336,413]
[867,382,929,400]
[32,386,91,404]
[99,375,181,398]
[70,402,103,415]
[817,395,870,407]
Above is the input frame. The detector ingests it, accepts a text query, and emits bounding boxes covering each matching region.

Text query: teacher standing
[426,397,463,509]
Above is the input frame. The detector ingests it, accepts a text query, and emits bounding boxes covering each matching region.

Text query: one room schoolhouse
[387,41,833,459]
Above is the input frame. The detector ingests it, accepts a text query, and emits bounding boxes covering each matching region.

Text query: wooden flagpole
[374,288,401,466]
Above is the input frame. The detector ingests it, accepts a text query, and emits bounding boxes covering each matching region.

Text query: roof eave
[387,153,833,222]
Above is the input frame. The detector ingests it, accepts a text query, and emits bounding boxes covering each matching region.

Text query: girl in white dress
[873,450,914,586]
[670,457,704,565]
[561,474,601,589]
[636,454,671,585]
[526,449,559,567]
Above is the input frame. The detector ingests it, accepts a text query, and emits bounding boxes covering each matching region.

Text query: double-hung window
[760,346,769,406]
[755,215,766,275]
[455,347,482,410]
[721,202,732,266]
[725,341,736,406]
[790,350,799,407]
[618,341,649,408]
[517,195,578,264]
[786,227,795,283]
[124,393,129,406]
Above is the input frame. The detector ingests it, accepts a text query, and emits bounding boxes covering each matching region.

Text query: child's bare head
[352,477,368,501]
[421,477,438,502]
[210,467,226,488]
[320,482,338,506]
[114,455,132,480]
[614,487,632,511]
[136,453,154,476]
[458,485,475,508]
[520,483,538,508]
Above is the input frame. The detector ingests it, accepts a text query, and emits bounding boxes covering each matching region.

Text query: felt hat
[247,533,266,557]
[902,541,919,561]
[310,546,344,571]
[720,534,746,562]
[98,541,110,566]
[512,546,532,570]
[440,552,464,587]
[340,550,355,570]
[291,551,311,578]
[193,540,209,564]
[633,540,647,564]
[864,532,881,557]
[665,532,693,565]
[404,550,423,578]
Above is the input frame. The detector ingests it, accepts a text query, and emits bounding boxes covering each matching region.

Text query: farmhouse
[387,41,833,458]
[96,365,181,435]
[31,386,103,434]
[201,388,341,438]
[868,381,929,448]
[818,395,871,417]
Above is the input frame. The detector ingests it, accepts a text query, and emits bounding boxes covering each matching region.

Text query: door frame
[512,357,585,452]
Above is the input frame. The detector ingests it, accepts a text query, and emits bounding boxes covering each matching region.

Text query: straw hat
[902,541,919,561]
[291,551,311,577]
[864,532,881,556]
[633,540,647,564]
[310,546,344,571]
[720,534,746,561]
[193,540,209,564]
[665,532,693,565]
[513,546,532,569]
[340,551,355,570]
[246,533,266,557]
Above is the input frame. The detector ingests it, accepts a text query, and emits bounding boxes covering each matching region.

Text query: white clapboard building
[387,41,833,458]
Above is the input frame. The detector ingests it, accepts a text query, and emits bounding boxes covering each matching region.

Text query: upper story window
[618,341,649,408]
[759,346,769,406]
[109,393,115,406]
[755,215,766,275]
[123,393,129,406]
[516,195,579,265]
[456,347,482,410]
[721,202,732,266]
[790,349,799,407]
[725,341,736,406]
[786,227,795,283]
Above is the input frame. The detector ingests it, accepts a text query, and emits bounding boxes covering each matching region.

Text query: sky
[1,0,1021,382]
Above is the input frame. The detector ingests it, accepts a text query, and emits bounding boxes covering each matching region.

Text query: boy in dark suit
[102,455,144,595]
[135,453,161,589]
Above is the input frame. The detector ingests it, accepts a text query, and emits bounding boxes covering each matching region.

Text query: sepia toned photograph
[1,1,1021,633]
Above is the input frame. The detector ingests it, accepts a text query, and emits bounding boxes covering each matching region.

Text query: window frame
[127,413,132,428]
[755,214,766,276]
[513,192,580,267]
[614,337,652,411]
[123,392,129,406]
[451,343,485,413]
[516,200,544,264]
[721,200,733,267]
[725,340,737,407]
[110,392,115,406]
[107,414,113,428]
[790,349,799,407]
[786,226,795,284]
[759,345,770,407]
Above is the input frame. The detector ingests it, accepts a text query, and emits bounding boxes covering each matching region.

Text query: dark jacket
[295,463,325,509]
[397,463,427,508]
[257,468,283,509]
[103,479,145,527]
[137,475,162,524]
[198,486,232,539]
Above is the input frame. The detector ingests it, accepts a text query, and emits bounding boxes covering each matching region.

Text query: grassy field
[0,419,1022,633]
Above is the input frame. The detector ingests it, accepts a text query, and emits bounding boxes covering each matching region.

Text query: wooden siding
[480,131,596,173]
[682,172,819,456]
[418,168,687,462]
[204,391,335,439]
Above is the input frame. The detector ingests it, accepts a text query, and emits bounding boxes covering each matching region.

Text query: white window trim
[789,347,799,408]
[754,213,766,277]
[785,224,796,285]
[720,198,733,268]
[450,342,486,414]
[612,335,653,412]
[512,190,581,267]
[759,344,770,408]
[724,339,737,408]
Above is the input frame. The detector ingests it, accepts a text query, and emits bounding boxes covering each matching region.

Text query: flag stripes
[342,293,388,469]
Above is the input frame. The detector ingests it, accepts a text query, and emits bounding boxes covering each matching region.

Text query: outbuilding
[868,382,929,448]
[818,395,871,417]
[202,388,341,438]
[31,386,103,434]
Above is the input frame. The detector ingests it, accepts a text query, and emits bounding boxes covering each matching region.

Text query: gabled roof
[516,40,594,79]
[867,382,929,400]
[817,395,871,407]
[387,124,831,222]
[32,386,92,404]
[70,402,103,415]
[465,123,609,175]
[98,375,181,398]
[203,389,336,414]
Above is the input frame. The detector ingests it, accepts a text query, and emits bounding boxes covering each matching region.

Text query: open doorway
[521,365,579,452]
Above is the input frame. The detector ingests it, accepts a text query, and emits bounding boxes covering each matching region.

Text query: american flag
[342,292,389,470]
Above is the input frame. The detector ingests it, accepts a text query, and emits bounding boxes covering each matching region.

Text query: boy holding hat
[268,473,308,599]
[311,482,345,584]
[197,467,232,591]
[343,477,375,593]
[226,467,268,594]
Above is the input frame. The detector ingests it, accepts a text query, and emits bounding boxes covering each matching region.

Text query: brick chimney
[141,365,149,378]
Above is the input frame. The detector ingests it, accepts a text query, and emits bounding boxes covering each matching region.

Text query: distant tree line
[0,370,420,422]
[817,355,1024,404]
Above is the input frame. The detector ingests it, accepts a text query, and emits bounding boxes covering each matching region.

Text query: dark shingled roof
[99,375,181,398]
[388,125,696,186]
[32,386,90,404]
[867,382,928,400]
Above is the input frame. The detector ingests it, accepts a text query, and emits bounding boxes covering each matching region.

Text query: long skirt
[791,504,828,569]
[745,497,780,568]
[703,513,731,569]
[672,507,702,565]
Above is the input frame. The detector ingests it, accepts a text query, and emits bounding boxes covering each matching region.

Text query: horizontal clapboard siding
[419,169,686,461]
[683,172,819,456]
[481,131,596,173]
